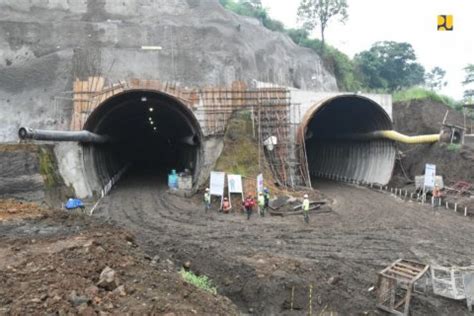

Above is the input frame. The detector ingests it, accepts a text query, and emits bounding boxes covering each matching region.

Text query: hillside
[0,0,337,142]
[391,99,474,186]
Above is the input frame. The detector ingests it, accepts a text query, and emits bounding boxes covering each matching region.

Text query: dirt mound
[391,100,474,187]
[0,199,45,221]
[0,211,238,315]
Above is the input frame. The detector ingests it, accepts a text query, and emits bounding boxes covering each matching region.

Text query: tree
[425,67,447,91]
[463,64,474,102]
[354,41,425,91]
[297,0,348,47]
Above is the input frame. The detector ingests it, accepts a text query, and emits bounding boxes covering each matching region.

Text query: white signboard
[210,171,226,196]
[424,164,436,188]
[228,174,243,193]
[257,173,264,194]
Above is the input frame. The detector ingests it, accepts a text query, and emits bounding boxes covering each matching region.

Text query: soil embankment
[391,100,474,186]
[0,208,238,315]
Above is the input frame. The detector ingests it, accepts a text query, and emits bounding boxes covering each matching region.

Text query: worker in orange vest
[222,197,231,213]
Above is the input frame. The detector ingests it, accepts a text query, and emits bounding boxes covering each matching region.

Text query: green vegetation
[463,64,474,102]
[446,143,462,152]
[219,0,284,32]
[38,146,61,188]
[425,67,447,91]
[215,111,260,177]
[219,0,468,109]
[297,0,348,46]
[354,41,425,91]
[393,87,462,110]
[180,269,217,294]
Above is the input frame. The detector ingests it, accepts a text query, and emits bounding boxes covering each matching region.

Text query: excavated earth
[0,203,238,315]
[91,174,474,315]
[2,170,474,315]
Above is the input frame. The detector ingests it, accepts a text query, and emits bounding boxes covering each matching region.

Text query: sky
[261,0,474,100]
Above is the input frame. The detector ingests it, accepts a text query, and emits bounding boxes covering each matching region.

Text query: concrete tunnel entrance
[83,90,202,190]
[302,95,396,185]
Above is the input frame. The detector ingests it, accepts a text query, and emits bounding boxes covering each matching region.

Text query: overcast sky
[261,0,474,99]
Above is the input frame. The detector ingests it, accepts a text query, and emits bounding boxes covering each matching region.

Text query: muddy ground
[91,172,474,315]
[0,203,238,315]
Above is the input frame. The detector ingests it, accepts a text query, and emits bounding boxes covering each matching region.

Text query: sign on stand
[210,171,226,207]
[228,174,244,207]
[257,173,264,194]
[424,164,436,189]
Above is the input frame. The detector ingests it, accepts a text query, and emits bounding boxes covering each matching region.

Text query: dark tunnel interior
[83,91,201,188]
[304,96,396,185]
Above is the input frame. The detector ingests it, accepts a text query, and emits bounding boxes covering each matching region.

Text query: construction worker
[263,187,270,210]
[203,188,211,212]
[222,197,231,213]
[258,192,265,217]
[302,194,310,224]
[243,194,255,220]
[432,184,442,207]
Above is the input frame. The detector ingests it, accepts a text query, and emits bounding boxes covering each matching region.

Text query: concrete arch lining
[300,95,396,185]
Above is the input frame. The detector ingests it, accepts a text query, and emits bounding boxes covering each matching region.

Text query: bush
[393,87,463,111]
[180,269,217,294]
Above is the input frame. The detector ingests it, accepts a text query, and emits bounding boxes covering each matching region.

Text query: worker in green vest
[263,187,270,210]
[204,188,211,212]
[302,194,310,223]
[258,192,266,217]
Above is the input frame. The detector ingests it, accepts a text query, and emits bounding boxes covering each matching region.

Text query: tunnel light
[153,127,157,131]
[141,46,163,51]
[141,96,147,102]
[150,121,154,125]
[148,117,152,121]
[148,107,154,112]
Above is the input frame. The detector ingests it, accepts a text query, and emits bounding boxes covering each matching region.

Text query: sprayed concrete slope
[0,0,337,142]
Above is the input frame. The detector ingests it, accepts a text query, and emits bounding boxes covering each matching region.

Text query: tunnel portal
[83,90,202,189]
[302,95,396,185]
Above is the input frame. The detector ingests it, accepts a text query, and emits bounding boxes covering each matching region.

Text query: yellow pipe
[365,130,440,144]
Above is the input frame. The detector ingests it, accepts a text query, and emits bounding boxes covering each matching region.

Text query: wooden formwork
[376,259,430,316]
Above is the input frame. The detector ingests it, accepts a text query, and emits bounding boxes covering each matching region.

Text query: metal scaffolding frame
[67,78,311,189]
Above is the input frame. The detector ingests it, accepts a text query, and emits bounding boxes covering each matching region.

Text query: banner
[210,171,226,196]
[424,164,436,188]
[228,174,243,193]
[257,173,264,194]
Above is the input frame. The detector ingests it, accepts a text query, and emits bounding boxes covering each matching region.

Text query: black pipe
[18,127,110,144]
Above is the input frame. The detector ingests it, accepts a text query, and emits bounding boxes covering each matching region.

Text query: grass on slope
[214,110,283,196]
[393,87,462,111]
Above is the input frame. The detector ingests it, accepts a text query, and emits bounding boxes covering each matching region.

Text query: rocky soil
[0,207,238,315]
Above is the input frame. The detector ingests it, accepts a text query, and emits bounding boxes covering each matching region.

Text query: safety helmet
[224,197,228,200]
[304,194,308,198]
[205,188,209,191]
[259,192,263,195]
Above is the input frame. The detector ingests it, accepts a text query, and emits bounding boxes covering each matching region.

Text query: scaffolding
[66,77,311,189]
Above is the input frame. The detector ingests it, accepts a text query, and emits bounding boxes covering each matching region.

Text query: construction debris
[376,259,430,316]
[431,265,474,311]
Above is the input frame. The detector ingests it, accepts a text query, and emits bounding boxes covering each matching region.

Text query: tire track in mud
[93,175,474,315]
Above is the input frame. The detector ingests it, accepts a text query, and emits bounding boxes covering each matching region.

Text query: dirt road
[96,174,474,315]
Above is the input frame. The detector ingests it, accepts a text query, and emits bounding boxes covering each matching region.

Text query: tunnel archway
[300,95,396,185]
[83,90,202,191]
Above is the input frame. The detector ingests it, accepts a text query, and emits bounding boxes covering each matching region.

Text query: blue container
[168,169,178,189]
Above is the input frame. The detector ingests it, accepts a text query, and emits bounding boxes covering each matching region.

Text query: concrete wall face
[0,0,337,143]
[289,90,393,125]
